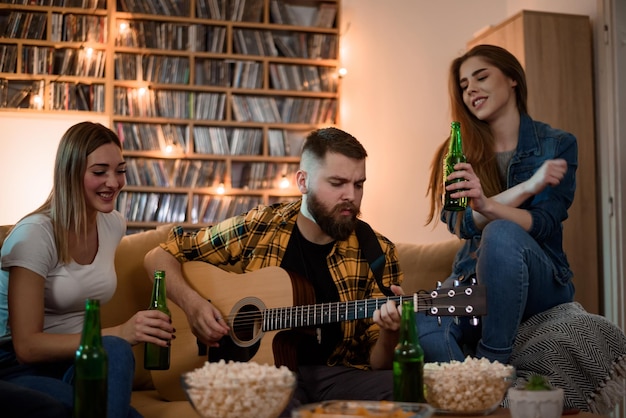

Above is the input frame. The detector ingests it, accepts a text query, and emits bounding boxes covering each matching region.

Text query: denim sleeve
[440,131,577,242]
[440,206,481,239]
[526,133,578,242]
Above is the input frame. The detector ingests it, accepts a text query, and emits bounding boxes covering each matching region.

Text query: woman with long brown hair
[420,45,576,364]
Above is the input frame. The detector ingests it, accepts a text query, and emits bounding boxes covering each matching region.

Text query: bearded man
[144,127,405,415]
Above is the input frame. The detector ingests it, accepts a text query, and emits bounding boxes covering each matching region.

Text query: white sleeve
[1,217,57,278]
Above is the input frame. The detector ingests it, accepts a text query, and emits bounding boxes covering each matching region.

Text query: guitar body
[152,263,311,400]
[184,262,312,366]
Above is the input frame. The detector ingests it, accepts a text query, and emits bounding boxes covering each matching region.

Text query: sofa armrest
[103,224,172,390]
[396,239,461,294]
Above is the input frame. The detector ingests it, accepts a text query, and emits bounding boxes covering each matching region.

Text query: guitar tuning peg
[437,316,442,326]
[436,281,442,290]
[470,316,480,326]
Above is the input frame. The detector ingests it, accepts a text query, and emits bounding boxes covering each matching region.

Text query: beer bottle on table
[393,296,425,403]
[74,298,107,418]
[144,270,171,370]
[443,121,468,211]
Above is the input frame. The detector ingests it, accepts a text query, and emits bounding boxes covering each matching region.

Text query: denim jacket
[441,114,577,285]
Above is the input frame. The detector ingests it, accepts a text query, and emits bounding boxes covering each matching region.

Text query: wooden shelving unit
[0,0,341,230]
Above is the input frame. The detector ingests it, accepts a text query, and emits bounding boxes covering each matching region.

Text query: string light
[279,174,290,189]
[32,94,43,109]
[216,183,225,195]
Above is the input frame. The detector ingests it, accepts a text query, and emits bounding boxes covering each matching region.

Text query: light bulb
[279,175,290,189]
[216,183,225,195]
[338,67,348,78]
[32,94,43,109]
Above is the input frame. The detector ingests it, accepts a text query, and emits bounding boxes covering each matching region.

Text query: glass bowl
[181,360,296,418]
[292,400,434,418]
[423,359,515,415]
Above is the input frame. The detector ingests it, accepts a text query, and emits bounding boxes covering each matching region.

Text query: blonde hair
[28,122,122,263]
[426,45,528,225]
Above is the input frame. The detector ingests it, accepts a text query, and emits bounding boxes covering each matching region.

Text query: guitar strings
[213,295,474,327]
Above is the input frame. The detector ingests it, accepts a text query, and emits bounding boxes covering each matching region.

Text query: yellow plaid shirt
[160,200,404,369]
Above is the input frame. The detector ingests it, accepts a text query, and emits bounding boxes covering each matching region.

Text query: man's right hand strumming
[144,246,229,347]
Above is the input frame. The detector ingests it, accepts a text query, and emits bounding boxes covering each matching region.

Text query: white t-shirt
[0,211,125,342]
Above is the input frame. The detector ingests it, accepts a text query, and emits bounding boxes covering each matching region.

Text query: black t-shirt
[281,225,343,365]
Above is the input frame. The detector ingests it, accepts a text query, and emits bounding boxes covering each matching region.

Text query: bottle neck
[448,125,463,155]
[150,277,167,309]
[399,300,419,343]
[80,299,103,347]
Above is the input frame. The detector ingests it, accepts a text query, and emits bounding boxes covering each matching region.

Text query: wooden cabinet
[0,0,341,231]
[468,10,599,314]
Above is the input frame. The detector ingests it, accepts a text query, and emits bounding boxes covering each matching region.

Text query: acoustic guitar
[151,262,487,401]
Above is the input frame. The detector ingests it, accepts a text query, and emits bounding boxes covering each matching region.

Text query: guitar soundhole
[232,304,262,346]
[208,298,265,364]
[230,297,266,348]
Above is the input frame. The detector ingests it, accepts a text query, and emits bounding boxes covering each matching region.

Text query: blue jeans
[0,380,70,418]
[418,220,574,364]
[1,336,142,418]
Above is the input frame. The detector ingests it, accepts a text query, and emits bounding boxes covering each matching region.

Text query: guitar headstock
[420,284,487,317]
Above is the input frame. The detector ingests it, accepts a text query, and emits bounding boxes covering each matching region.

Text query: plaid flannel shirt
[160,200,404,369]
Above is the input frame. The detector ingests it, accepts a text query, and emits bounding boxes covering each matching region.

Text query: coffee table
[438,408,608,417]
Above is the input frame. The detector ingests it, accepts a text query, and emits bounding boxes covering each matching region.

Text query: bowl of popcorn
[423,357,515,415]
[181,360,296,418]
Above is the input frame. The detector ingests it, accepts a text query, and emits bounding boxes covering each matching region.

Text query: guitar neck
[262,295,415,332]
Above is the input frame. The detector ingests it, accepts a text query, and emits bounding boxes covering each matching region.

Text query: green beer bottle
[144,270,171,370]
[74,298,107,418]
[393,296,425,403]
[443,121,468,211]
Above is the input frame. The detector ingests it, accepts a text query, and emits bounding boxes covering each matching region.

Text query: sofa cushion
[395,239,461,294]
[103,224,172,390]
[0,225,12,249]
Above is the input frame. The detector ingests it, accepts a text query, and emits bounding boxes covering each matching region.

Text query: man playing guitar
[144,127,406,415]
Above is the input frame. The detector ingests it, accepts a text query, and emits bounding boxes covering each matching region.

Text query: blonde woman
[0,122,174,417]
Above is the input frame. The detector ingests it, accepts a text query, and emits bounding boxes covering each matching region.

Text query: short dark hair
[301,127,367,163]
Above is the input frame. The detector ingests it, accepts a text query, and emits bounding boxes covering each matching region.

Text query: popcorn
[183,360,296,418]
[423,357,514,413]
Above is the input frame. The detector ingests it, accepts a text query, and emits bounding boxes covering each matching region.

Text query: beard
[307,191,360,241]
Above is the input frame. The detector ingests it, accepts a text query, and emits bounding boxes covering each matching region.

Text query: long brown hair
[425,44,528,225]
[27,122,122,263]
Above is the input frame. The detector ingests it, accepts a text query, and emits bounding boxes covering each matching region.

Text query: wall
[0,113,109,225]
[0,0,599,237]
[340,0,598,244]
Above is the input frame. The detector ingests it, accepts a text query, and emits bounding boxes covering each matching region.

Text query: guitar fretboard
[260,288,482,332]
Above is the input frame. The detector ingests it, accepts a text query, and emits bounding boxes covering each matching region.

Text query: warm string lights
[279,174,290,189]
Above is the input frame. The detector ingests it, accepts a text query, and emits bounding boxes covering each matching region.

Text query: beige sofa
[2,224,624,416]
